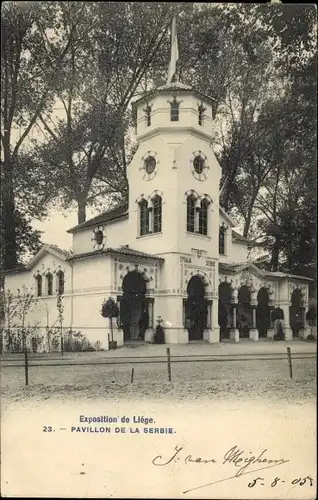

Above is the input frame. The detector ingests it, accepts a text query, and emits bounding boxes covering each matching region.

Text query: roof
[44,244,72,259]
[1,244,72,276]
[131,81,216,111]
[67,204,129,233]
[263,270,313,281]
[219,262,264,277]
[219,206,236,227]
[1,264,27,276]
[67,204,247,240]
[219,262,313,282]
[67,246,165,262]
[232,230,250,243]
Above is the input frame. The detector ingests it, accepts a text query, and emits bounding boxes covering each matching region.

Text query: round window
[95,230,104,245]
[145,156,156,174]
[193,156,205,174]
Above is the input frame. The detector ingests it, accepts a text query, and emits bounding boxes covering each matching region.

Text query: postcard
[1,1,316,498]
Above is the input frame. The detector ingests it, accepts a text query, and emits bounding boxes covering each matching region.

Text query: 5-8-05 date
[248,476,314,488]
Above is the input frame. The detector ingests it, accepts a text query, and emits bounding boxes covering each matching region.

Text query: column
[148,207,153,233]
[208,299,220,343]
[203,300,212,342]
[249,291,259,341]
[230,288,239,342]
[267,305,275,340]
[145,298,154,343]
[280,303,293,341]
[299,305,311,339]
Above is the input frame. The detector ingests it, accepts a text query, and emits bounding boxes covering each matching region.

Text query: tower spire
[167,16,179,84]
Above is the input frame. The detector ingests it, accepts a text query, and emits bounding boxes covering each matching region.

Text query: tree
[101,297,119,348]
[1,1,76,270]
[35,2,180,224]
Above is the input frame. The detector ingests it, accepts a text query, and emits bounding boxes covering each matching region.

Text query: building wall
[128,93,222,260]
[230,242,249,263]
[3,253,73,350]
[73,218,129,255]
[135,92,213,140]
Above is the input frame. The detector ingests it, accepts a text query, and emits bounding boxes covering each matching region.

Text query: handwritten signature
[152,445,291,494]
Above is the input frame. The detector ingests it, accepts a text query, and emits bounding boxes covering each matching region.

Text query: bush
[306,307,317,325]
[101,297,119,319]
[306,334,316,341]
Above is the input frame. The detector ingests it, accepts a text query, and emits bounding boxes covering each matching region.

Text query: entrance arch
[218,282,232,339]
[185,275,207,340]
[237,286,252,338]
[121,271,149,341]
[256,287,270,337]
[290,288,304,337]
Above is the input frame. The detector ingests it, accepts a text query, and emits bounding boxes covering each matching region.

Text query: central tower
[128,81,221,257]
[125,18,221,343]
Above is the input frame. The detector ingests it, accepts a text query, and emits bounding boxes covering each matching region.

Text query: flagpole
[167,17,179,84]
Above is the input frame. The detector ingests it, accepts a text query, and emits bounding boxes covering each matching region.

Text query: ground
[1,341,316,499]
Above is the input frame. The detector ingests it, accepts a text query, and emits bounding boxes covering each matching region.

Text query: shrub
[101,297,119,344]
[306,334,316,341]
[306,307,317,326]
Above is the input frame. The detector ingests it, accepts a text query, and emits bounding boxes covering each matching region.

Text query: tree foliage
[1,2,316,279]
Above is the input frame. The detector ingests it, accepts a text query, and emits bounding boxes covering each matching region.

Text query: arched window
[145,104,151,127]
[198,199,209,235]
[35,274,42,297]
[187,195,196,233]
[219,223,227,254]
[139,199,149,236]
[56,270,65,295]
[153,195,162,233]
[46,272,53,296]
[170,100,179,121]
[198,104,205,126]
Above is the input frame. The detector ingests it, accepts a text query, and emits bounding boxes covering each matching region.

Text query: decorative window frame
[219,222,228,255]
[143,102,152,127]
[34,272,43,297]
[136,191,164,236]
[140,150,159,181]
[91,225,105,251]
[167,96,182,122]
[198,102,206,126]
[45,271,54,296]
[185,190,213,235]
[55,269,65,295]
[190,150,209,181]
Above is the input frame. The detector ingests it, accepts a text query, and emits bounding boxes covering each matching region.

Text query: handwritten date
[248,476,314,488]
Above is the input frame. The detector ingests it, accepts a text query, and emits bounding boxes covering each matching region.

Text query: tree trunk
[110,317,113,343]
[77,196,87,224]
[1,139,18,270]
[243,192,258,238]
[270,235,281,271]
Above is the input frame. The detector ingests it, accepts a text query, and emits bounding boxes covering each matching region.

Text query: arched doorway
[121,271,149,341]
[185,276,207,340]
[256,287,270,337]
[218,282,232,339]
[290,289,304,337]
[237,286,252,338]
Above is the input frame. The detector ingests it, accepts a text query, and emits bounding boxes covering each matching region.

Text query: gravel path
[1,357,316,410]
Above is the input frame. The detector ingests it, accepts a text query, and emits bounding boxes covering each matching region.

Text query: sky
[32,205,100,251]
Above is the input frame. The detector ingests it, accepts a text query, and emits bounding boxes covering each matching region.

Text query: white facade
[3,83,313,351]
